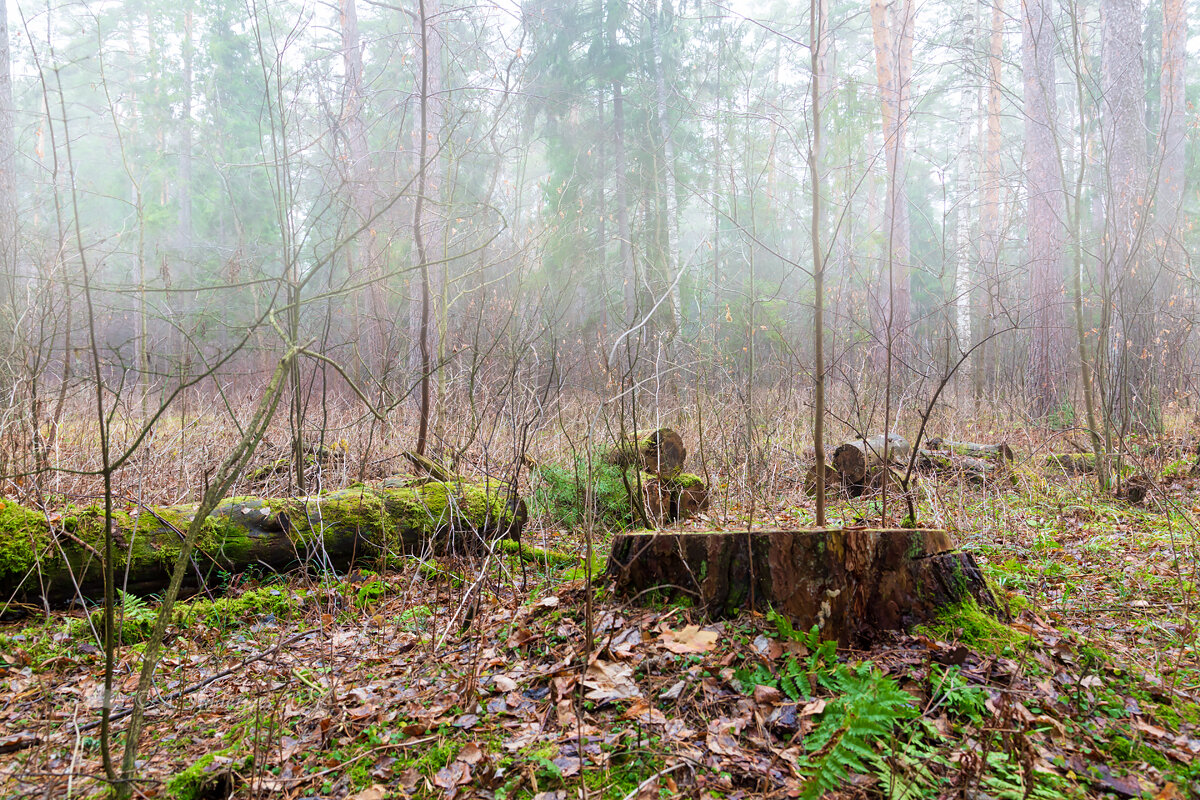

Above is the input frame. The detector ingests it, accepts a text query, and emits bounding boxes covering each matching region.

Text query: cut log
[925,438,1015,462]
[831,435,911,486]
[607,528,999,644]
[0,478,524,606]
[802,463,839,497]
[603,428,686,478]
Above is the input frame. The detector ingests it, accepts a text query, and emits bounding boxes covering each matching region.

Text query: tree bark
[0,0,15,299]
[607,528,999,644]
[1102,0,1153,431]
[1024,0,1068,416]
[870,0,913,363]
[0,480,525,605]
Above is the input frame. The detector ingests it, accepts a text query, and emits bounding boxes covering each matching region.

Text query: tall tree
[1156,0,1186,389]
[1023,0,1067,415]
[0,0,16,295]
[869,0,914,363]
[1101,0,1151,429]
[976,0,1004,400]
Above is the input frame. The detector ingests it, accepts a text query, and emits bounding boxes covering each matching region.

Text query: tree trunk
[975,0,1003,401]
[831,434,911,485]
[603,427,687,477]
[1157,0,1186,398]
[0,480,525,606]
[1024,0,1068,417]
[607,528,999,644]
[1102,0,1153,431]
[0,0,15,301]
[870,0,913,364]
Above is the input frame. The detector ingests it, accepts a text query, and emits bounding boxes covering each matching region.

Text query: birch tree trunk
[1023,0,1068,417]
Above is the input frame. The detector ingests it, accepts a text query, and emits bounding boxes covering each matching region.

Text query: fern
[796,664,919,800]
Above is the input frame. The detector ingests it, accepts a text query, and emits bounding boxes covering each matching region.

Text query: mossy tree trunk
[831,434,911,486]
[607,528,999,644]
[0,478,524,606]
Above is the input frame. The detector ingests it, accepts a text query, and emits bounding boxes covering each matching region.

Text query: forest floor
[2,432,1200,799]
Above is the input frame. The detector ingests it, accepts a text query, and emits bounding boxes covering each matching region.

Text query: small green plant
[796,663,919,799]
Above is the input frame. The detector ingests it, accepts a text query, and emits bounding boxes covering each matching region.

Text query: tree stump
[603,428,687,478]
[607,528,998,643]
[0,478,524,606]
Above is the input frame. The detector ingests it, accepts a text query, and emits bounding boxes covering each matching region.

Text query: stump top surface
[612,527,958,557]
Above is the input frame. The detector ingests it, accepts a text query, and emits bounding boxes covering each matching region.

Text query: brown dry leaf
[433,760,471,790]
[347,786,388,800]
[622,699,669,725]
[659,625,719,655]
[493,674,518,692]
[800,698,826,717]
[583,659,640,701]
[458,742,485,765]
[753,685,782,706]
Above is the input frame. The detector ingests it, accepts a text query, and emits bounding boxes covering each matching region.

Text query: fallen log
[925,438,1015,462]
[0,478,524,605]
[603,428,686,478]
[607,528,999,644]
[1045,453,1097,474]
[916,450,1012,485]
[832,435,911,486]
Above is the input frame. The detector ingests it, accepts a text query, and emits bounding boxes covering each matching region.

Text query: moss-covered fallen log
[0,478,524,605]
[607,528,999,644]
[925,438,1015,462]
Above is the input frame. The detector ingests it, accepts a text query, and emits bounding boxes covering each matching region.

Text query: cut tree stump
[603,428,686,478]
[607,528,999,643]
[832,435,911,486]
[0,478,524,606]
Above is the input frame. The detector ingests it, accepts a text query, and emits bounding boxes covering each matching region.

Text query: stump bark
[607,528,998,643]
[0,478,524,605]
[604,428,687,478]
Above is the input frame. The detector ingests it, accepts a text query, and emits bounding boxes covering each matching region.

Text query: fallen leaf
[583,659,640,701]
[458,742,485,765]
[493,674,518,692]
[659,625,719,655]
[347,786,388,800]
[433,760,471,790]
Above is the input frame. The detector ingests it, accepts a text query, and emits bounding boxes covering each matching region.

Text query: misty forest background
[0,0,1194,494]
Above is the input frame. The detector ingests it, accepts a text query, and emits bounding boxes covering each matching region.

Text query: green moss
[0,500,49,578]
[914,599,1024,655]
[663,472,705,490]
[165,748,252,800]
